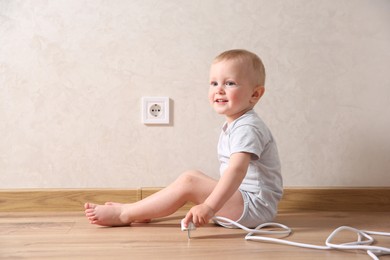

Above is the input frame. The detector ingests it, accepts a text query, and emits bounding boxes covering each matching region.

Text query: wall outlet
[142,97,170,124]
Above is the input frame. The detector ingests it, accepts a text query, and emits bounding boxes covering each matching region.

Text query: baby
[85,49,283,229]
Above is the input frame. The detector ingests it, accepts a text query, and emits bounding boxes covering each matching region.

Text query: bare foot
[84,202,131,227]
[104,202,123,206]
[104,202,151,223]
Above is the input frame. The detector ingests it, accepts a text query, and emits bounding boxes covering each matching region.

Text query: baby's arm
[204,152,251,213]
[183,152,251,226]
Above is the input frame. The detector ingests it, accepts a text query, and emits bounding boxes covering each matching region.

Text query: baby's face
[208,59,259,122]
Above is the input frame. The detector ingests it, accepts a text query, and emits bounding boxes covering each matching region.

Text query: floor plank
[0,211,389,259]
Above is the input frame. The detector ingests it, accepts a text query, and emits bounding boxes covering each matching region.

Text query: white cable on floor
[211,216,390,260]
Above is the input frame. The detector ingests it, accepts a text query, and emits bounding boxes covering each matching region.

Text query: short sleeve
[229,125,267,160]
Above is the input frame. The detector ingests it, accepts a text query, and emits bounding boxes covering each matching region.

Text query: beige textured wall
[1,0,389,188]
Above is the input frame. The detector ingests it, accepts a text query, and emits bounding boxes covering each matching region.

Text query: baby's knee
[178,170,204,184]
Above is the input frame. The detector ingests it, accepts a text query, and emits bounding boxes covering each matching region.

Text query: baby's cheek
[230,90,252,105]
[208,90,219,102]
[228,93,242,104]
[208,94,214,105]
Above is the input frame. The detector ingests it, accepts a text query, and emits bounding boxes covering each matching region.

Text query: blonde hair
[214,49,266,86]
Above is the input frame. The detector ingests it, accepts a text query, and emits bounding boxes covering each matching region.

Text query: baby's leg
[84,170,218,227]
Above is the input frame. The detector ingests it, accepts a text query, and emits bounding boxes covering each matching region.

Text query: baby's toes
[84,202,98,210]
[88,215,98,221]
[85,209,96,217]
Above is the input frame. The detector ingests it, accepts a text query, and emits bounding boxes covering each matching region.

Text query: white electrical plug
[181,219,196,231]
[181,219,196,239]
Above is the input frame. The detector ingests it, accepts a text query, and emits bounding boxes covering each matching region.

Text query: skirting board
[0,187,389,212]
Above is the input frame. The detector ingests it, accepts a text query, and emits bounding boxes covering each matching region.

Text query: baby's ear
[251,86,265,103]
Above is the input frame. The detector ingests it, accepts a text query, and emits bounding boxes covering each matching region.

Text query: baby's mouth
[215,99,228,103]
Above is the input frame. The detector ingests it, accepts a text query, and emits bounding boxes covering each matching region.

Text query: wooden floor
[1,210,389,259]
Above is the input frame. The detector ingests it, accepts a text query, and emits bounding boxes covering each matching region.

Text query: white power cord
[182,216,390,260]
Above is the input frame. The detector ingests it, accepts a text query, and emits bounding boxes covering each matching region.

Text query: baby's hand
[183,203,215,227]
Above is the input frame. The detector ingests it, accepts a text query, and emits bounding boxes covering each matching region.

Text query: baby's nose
[215,85,225,93]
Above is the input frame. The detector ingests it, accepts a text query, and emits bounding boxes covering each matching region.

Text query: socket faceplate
[142,97,170,124]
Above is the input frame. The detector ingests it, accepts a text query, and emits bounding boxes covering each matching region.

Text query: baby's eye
[210,81,218,87]
[225,81,237,88]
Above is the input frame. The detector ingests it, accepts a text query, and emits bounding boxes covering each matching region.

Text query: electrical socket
[142,97,170,124]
